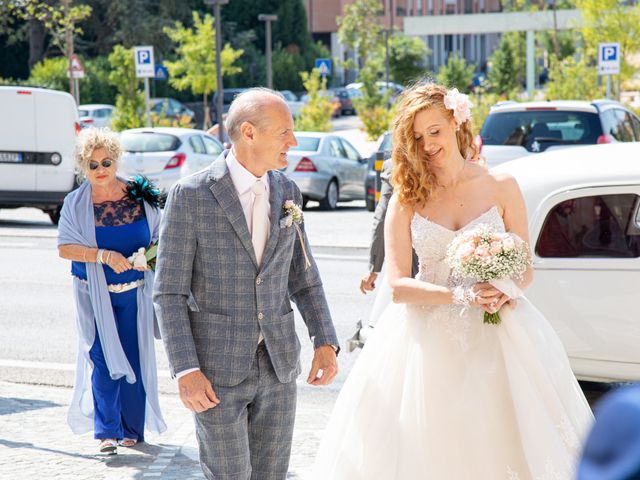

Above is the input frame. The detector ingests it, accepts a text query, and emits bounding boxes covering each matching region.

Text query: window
[480,110,602,152]
[536,194,640,258]
[189,135,206,154]
[203,136,223,156]
[601,109,635,142]
[290,136,320,152]
[329,138,346,158]
[341,140,361,161]
[121,132,180,152]
[631,114,640,141]
[615,109,636,142]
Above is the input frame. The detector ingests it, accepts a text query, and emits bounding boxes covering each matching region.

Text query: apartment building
[304,0,504,84]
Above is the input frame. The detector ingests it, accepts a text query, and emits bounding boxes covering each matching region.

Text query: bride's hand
[472,283,501,310]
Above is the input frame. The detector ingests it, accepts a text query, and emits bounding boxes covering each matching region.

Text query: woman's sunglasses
[89,159,113,170]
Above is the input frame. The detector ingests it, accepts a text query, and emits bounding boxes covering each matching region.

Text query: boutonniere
[281,200,311,270]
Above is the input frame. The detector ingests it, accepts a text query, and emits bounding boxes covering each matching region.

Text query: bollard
[374,150,384,207]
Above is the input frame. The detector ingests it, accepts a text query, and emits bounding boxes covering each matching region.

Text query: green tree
[574,0,640,83]
[163,11,243,128]
[294,69,334,132]
[272,46,306,92]
[372,33,430,86]
[337,0,383,67]
[108,45,145,131]
[437,55,474,91]
[487,36,520,96]
[545,54,605,100]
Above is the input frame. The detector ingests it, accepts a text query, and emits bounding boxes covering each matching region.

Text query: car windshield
[291,136,320,152]
[480,110,602,152]
[121,132,180,152]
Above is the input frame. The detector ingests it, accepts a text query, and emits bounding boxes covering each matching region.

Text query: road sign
[315,58,331,77]
[134,46,155,78]
[155,64,169,81]
[66,54,85,79]
[598,42,620,75]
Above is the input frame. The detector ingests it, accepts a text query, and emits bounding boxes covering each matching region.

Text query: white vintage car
[493,142,640,382]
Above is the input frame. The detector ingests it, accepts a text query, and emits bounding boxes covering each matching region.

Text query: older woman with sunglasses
[58,127,166,455]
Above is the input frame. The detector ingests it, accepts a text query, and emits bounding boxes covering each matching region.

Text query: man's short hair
[225,88,286,142]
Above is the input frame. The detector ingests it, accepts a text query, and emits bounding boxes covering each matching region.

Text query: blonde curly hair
[74,127,122,180]
[391,83,478,207]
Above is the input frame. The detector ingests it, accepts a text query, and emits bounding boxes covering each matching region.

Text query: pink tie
[250,180,269,266]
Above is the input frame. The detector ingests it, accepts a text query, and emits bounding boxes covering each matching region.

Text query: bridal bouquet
[127,243,158,272]
[446,224,532,324]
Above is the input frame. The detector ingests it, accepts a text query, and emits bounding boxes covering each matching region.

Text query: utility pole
[258,14,278,89]
[204,0,229,143]
[62,0,75,103]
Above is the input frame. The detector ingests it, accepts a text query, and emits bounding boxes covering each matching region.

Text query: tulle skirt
[311,298,594,480]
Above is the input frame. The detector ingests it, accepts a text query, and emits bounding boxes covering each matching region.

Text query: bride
[311,84,593,479]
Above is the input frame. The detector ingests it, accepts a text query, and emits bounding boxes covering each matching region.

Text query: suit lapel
[259,170,283,270]
[208,154,259,269]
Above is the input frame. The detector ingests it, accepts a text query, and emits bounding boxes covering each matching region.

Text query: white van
[0,86,79,224]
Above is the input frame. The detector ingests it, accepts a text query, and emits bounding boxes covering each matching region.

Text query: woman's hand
[105,251,133,274]
[472,282,517,313]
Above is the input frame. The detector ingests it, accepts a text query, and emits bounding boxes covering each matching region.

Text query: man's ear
[239,121,255,143]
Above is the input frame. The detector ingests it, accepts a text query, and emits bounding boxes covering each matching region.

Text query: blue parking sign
[598,43,620,75]
[315,58,331,77]
[134,46,155,78]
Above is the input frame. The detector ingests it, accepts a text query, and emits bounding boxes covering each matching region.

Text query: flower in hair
[444,88,472,127]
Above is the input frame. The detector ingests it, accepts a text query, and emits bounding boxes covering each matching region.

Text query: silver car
[283,132,368,210]
[119,127,224,194]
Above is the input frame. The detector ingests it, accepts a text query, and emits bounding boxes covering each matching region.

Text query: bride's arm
[385,195,454,305]
[497,173,534,290]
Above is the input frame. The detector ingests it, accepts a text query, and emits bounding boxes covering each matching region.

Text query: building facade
[304,0,504,85]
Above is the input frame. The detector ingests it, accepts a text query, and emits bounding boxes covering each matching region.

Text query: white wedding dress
[311,206,594,480]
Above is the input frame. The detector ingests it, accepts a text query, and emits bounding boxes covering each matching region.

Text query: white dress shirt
[176,149,270,380]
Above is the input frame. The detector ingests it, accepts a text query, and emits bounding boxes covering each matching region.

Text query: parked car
[331,87,362,115]
[118,127,224,194]
[78,104,114,128]
[492,142,640,382]
[478,100,640,167]
[282,132,367,210]
[346,80,405,99]
[299,91,342,118]
[149,97,195,123]
[0,86,79,224]
[279,90,304,118]
[211,88,248,123]
[365,132,392,212]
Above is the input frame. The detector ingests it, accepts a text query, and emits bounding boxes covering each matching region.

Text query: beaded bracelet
[452,285,477,308]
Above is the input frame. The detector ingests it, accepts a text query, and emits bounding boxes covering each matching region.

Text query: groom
[153,88,339,480]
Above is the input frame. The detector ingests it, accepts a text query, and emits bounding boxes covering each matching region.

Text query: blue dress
[72,196,150,441]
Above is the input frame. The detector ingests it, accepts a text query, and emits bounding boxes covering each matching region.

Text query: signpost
[66,54,84,105]
[134,46,155,127]
[598,42,620,99]
[315,58,331,77]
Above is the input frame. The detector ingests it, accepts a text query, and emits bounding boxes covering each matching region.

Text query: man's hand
[178,370,220,413]
[307,345,338,386]
[359,272,378,294]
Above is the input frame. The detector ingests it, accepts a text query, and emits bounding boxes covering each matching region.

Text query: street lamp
[204,0,229,142]
[258,14,278,89]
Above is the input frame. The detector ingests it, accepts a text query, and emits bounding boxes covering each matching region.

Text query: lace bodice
[93,196,144,227]
[411,205,505,288]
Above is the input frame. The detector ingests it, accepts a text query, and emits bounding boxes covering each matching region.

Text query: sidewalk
[0,381,338,479]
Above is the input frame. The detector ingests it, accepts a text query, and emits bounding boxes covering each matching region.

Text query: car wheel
[47,206,62,225]
[366,196,376,212]
[319,179,338,211]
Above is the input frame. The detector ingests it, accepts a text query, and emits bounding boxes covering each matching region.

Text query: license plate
[0,152,22,163]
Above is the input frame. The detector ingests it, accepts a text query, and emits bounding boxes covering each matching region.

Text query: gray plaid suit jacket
[153,152,338,387]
